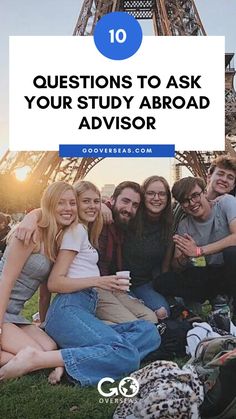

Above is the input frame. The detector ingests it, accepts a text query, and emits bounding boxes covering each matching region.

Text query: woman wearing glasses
[122,176,172,319]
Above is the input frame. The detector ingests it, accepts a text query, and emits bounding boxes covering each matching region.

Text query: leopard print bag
[113,360,204,419]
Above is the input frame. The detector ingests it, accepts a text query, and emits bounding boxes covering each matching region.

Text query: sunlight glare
[15,166,31,181]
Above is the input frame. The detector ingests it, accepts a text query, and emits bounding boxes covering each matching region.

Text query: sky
[0,0,236,188]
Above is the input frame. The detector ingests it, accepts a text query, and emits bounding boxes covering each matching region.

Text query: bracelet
[196,247,204,257]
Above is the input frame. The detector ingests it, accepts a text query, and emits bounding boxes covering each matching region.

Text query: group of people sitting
[0,155,236,387]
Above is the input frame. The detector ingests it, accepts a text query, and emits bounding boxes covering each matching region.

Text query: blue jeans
[131,281,170,314]
[45,289,160,386]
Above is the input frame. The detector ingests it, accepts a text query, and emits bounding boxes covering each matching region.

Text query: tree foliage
[0,174,45,213]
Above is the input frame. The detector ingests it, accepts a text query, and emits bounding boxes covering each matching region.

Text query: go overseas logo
[97,376,139,403]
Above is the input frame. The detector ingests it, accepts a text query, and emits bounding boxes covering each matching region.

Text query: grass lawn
[1,293,117,419]
[1,294,189,419]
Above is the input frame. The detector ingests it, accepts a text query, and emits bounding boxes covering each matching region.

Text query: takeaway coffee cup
[116,271,131,291]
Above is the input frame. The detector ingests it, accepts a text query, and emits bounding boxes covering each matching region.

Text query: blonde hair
[73,180,103,248]
[38,181,77,261]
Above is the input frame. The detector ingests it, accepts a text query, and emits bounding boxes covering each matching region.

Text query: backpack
[158,318,192,358]
[143,318,192,363]
[188,335,236,419]
[145,304,201,362]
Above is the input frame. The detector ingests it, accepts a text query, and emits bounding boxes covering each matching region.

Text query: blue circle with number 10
[93,12,143,60]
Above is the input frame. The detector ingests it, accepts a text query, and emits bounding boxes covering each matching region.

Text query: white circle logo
[118,377,139,397]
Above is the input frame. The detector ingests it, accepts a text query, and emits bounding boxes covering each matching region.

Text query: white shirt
[60,223,100,278]
[186,321,236,357]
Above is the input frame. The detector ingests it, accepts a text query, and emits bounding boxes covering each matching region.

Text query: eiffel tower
[1,0,236,185]
[74,0,206,36]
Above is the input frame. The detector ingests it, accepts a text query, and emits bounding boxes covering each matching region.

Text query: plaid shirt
[98,206,124,275]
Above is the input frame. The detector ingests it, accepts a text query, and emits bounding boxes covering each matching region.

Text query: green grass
[1,375,116,419]
[21,291,39,320]
[0,294,117,419]
[1,295,190,419]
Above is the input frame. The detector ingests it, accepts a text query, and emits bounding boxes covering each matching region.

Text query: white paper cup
[116,271,131,291]
[116,270,130,279]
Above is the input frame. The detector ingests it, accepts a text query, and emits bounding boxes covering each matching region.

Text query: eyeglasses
[180,190,204,208]
[145,191,167,199]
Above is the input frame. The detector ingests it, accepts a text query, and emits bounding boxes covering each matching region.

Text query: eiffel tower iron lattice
[1,0,236,186]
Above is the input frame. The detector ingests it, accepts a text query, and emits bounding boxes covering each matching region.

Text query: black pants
[155,247,236,308]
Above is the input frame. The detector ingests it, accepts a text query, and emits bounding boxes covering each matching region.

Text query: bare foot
[48,366,64,385]
[0,346,39,380]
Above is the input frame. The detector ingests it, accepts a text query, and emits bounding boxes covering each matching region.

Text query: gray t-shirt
[177,194,236,265]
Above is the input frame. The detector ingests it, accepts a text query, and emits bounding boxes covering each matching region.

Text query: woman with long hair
[0,181,78,383]
[0,181,159,385]
[123,176,173,318]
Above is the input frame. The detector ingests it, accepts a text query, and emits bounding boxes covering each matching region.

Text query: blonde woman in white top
[0,181,160,385]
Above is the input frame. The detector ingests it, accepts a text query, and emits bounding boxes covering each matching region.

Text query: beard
[113,208,132,230]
